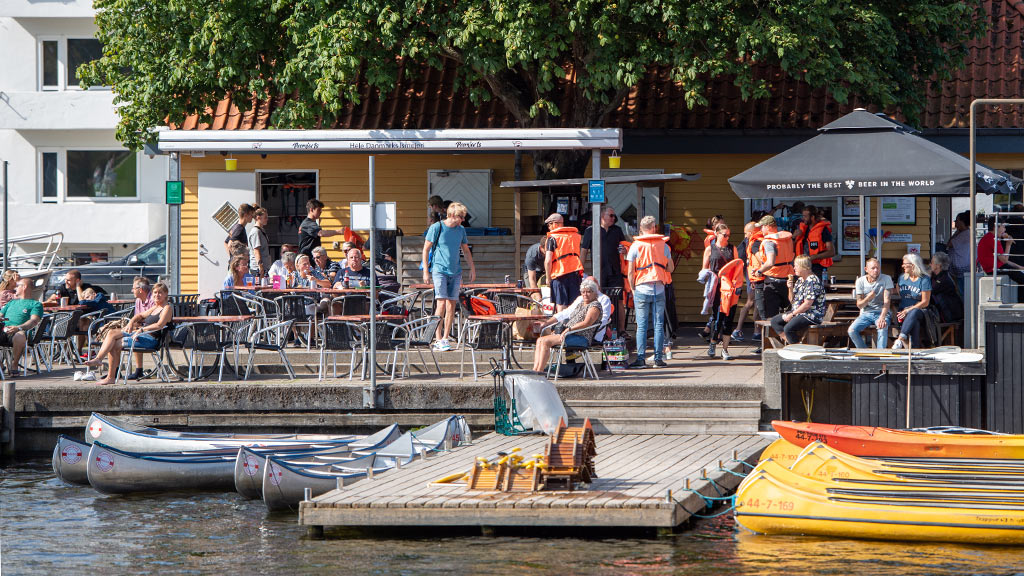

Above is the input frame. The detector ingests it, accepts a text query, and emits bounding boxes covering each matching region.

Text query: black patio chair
[317,319,363,380]
[389,315,443,380]
[459,319,507,380]
[273,294,315,348]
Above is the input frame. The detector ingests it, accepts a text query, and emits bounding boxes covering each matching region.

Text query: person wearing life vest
[701,223,739,360]
[627,216,675,369]
[543,213,584,312]
[730,221,760,343]
[751,214,794,318]
[800,206,835,283]
[702,214,724,248]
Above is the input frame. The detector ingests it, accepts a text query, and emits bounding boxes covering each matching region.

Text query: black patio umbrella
[728,109,1020,199]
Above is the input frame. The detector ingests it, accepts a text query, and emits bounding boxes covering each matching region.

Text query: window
[72,252,108,265]
[132,239,166,266]
[39,37,105,91]
[39,149,138,202]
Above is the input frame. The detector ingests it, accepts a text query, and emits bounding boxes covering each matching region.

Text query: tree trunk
[530,149,590,181]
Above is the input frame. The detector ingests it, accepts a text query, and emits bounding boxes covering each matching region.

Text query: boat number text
[743,498,794,511]
[793,431,828,444]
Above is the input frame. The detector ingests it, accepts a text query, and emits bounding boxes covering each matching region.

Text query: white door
[198,172,256,298]
[604,169,662,236]
[428,170,491,228]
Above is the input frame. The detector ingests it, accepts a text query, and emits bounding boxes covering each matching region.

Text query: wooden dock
[299,432,770,530]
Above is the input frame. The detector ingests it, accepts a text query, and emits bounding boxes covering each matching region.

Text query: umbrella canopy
[728,109,1020,199]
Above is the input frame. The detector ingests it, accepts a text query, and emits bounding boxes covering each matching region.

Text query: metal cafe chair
[388,315,443,380]
[273,294,315,348]
[116,328,176,385]
[46,310,82,370]
[317,319,364,380]
[362,320,403,380]
[459,318,507,380]
[544,324,600,382]
[243,319,296,380]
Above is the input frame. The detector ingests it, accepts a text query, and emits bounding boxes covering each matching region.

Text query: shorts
[0,329,14,347]
[122,332,159,350]
[551,273,582,306]
[432,272,462,301]
[563,334,590,349]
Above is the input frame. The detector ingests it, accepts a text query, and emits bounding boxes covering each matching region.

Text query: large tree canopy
[83,0,986,178]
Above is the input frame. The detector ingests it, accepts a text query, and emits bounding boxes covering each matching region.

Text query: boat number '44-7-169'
[742,499,795,511]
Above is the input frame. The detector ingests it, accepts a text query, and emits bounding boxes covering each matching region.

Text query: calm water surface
[2,460,1022,575]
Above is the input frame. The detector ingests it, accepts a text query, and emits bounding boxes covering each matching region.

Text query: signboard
[906,243,921,255]
[350,202,397,231]
[884,233,914,243]
[166,180,184,205]
[881,197,916,225]
[588,180,605,203]
[840,219,860,253]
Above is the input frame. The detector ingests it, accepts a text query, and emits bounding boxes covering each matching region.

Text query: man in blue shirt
[422,202,476,351]
[1,278,44,372]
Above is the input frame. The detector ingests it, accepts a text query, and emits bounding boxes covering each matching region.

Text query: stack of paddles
[540,418,597,490]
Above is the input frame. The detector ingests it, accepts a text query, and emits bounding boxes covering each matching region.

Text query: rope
[675,489,737,519]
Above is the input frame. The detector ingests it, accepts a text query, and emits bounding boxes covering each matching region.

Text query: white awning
[153,127,622,154]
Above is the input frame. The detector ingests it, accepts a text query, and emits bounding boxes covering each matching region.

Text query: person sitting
[769,255,825,345]
[268,251,297,285]
[893,253,932,349]
[296,254,331,289]
[978,215,1024,303]
[312,246,341,284]
[929,252,963,323]
[0,278,43,374]
[227,240,248,260]
[530,277,603,373]
[78,287,114,317]
[848,257,893,348]
[131,276,155,316]
[84,282,173,385]
[334,248,372,288]
[223,255,252,290]
[0,270,20,308]
[46,269,105,305]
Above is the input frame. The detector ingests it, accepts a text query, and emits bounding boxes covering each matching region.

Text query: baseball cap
[544,213,564,225]
[756,215,776,228]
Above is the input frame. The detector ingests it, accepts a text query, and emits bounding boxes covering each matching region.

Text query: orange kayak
[772,421,1024,460]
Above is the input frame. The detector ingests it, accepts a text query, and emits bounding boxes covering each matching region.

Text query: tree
[82,0,986,178]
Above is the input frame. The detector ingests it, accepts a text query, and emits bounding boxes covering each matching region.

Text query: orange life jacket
[746,229,765,284]
[718,258,745,315]
[794,221,808,253]
[703,229,716,248]
[343,227,364,249]
[758,230,795,279]
[806,220,834,268]
[547,227,583,279]
[632,234,673,285]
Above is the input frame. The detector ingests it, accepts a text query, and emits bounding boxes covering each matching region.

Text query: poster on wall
[881,197,916,225]
[842,197,861,218]
[840,219,860,253]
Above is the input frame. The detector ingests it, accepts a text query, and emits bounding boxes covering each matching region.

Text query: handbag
[511,307,540,342]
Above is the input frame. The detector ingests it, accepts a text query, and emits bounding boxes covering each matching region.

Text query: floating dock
[299,432,770,530]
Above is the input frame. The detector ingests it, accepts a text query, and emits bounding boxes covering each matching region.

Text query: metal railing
[986,211,1024,301]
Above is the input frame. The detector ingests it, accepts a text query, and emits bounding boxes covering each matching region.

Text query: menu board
[881,197,916,225]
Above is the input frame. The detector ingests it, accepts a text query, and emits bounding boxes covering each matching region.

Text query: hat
[756,215,776,228]
[544,213,564,225]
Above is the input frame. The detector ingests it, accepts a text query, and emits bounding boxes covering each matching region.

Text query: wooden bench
[756,319,848,349]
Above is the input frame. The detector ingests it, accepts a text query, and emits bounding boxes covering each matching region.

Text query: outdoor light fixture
[608,150,621,169]
[225,154,237,171]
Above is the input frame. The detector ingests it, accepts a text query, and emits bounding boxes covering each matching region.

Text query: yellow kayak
[758,438,804,466]
[735,462,1024,545]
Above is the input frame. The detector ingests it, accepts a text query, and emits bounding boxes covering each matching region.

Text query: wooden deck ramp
[299,433,771,530]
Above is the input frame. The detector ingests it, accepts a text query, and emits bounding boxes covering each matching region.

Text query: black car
[47,235,166,297]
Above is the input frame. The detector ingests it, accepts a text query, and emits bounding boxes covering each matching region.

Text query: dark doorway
[258,171,318,259]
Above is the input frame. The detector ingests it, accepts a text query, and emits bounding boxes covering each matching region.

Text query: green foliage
[84,0,986,174]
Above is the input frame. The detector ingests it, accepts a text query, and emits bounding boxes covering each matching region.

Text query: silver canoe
[84,412,358,453]
[233,424,401,500]
[375,415,471,459]
[86,441,238,495]
[52,435,91,485]
[262,452,413,512]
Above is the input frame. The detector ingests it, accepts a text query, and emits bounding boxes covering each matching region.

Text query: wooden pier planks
[300,432,771,529]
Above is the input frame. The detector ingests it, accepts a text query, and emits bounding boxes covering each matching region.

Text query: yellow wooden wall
[178,152,951,322]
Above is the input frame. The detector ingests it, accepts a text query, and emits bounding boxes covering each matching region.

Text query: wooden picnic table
[829,282,856,293]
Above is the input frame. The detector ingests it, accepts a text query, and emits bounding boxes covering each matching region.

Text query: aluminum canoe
[262,453,405,512]
[234,424,401,500]
[374,415,470,459]
[84,412,358,453]
[53,435,91,485]
[86,441,238,495]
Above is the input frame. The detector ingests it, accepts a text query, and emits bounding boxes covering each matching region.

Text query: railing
[986,211,1024,301]
[1,232,64,272]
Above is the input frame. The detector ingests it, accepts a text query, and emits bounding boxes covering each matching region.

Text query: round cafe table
[468,313,549,369]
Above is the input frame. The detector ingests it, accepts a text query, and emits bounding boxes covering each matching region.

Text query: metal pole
[591,149,601,283]
[366,155,377,408]
[859,195,865,271]
[167,153,181,293]
[968,102,978,348]
[876,195,882,264]
[2,160,8,275]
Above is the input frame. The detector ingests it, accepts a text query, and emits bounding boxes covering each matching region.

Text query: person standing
[248,207,271,278]
[732,221,759,343]
[848,258,894,348]
[422,202,476,351]
[298,199,345,260]
[627,216,674,368]
[701,223,738,359]
[800,206,835,283]
[752,215,795,318]
[893,253,933,348]
[544,213,584,313]
[522,239,546,288]
[945,210,972,295]
[225,203,255,256]
[581,205,627,332]
[769,256,825,344]
[977,215,1024,303]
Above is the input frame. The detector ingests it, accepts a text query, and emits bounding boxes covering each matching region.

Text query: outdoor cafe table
[468,313,549,369]
[326,315,404,322]
[41,304,87,312]
[174,315,254,323]
[828,282,856,293]
[404,282,523,291]
[254,287,373,296]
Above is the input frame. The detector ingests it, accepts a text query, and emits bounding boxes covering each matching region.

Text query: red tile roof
[176,0,1023,132]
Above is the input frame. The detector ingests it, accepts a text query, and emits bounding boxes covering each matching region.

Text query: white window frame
[38,148,141,203]
[37,36,109,91]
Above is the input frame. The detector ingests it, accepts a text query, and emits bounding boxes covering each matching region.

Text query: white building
[0,0,167,265]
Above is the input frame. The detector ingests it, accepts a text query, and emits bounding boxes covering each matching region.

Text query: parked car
[47,236,166,297]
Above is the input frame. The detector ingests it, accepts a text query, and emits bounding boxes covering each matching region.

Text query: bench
[755,319,848,349]
[855,320,961,348]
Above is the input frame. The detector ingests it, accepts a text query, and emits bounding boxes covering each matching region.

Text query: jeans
[897,307,926,346]
[848,310,892,348]
[770,313,816,344]
[634,290,666,361]
[431,271,462,300]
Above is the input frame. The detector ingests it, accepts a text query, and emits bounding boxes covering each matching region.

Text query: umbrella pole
[876,197,882,264]
[859,195,865,271]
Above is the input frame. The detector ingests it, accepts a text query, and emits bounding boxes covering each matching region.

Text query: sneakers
[74,370,97,382]
[432,339,453,352]
[892,337,905,350]
[628,358,647,369]
[125,369,145,381]
[721,349,733,361]
[753,347,762,355]
[706,342,717,357]
[652,358,668,368]
[731,330,745,342]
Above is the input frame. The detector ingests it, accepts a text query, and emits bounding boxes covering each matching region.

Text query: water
[2,460,1023,575]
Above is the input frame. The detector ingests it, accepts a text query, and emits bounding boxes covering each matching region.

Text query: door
[198,172,256,298]
[428,170,491,228]
[604,169,662,235]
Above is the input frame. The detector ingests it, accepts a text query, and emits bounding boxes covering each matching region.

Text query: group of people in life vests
[698,204,835,360]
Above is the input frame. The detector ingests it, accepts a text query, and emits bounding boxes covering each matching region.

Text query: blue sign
[588,179,605,203]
